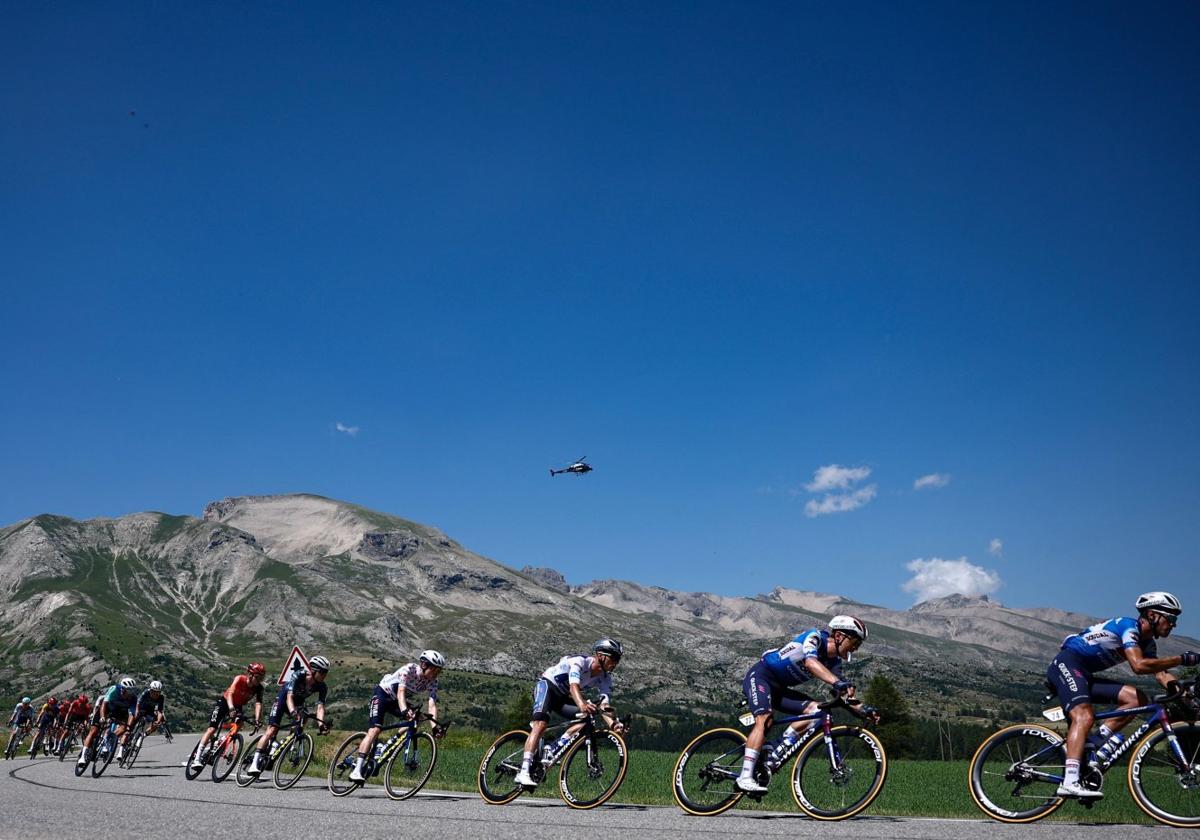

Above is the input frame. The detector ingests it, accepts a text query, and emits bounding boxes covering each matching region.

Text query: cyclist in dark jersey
[118,681,167,759]
[77,678,138,767]
[245,656,330,776]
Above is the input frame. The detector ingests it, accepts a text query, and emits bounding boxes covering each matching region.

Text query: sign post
[277,646,310,685]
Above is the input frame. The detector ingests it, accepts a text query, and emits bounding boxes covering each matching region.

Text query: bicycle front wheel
[791,725,887,819]
[211,733,243,783]
[184,739,206,780]
[559,728,628,809]
[478,730,529,805]
[274,732,314,790]
[124,732,145,769]
[1128,721,1200,827]
[92,733,116,778]
[672,727,747,816]
[29,731,45,759]
[235,746,260,787]
[384,730,437,800]
[968,723,1066,823]
[328,731,367,796]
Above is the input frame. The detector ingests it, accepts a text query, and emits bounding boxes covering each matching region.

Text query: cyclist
[31,696,59,755]
[245,655,331,776]
[190,663,265,771]
[62,694,91,753]
[1048,591,1199,799]
[735,616,871,794]
[348,650,444,783]
[512,639,624,789]
[120,680,167,758]
[7,697,35,751]
[53,696,72,751]
[77,678,138,767]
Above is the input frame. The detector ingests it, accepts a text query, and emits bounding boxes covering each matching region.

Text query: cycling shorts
[1046,649,1125,713]
[743,661,817,718]
[368,685,404,729]
[531,678,580,723]
[269,686,299,728]
[207,698,236,729]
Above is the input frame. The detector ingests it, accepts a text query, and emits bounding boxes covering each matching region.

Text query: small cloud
[334,422,360,437]
[805,464,871,493]
[913,472,951,490]
[902,557,1002,603]
[805,484,878,517]
[988,538,1003,557]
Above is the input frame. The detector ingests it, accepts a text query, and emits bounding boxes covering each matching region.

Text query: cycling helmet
[593,638,624,660]
[308,655,330,672]
[419,650,445,669]
[1136,591,1182,615]
[21,696,31,704]
[119,677,137,690]
[149,680,163,692]
[829,615,868,641]
[77,693,87,702]
[247,662,266,676]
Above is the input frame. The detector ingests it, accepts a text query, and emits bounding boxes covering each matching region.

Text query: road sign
[277,646,310,685]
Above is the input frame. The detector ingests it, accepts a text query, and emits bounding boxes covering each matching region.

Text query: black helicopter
[550,456,593,477]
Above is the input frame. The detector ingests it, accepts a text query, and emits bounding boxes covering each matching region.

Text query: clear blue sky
[3,2,1198,635]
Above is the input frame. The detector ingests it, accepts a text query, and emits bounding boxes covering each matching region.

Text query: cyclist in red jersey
[189,664,265,771]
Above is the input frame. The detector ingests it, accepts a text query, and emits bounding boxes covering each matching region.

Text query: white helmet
[119,677,137,690]
[1136,591,1182,615]
[829,615,868,641]
[308,655,330,672]
[419,649,445,669]
[149,680,163,692]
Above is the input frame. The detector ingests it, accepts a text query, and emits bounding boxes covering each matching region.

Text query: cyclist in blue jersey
[8,697,34,733]
[245,655,331,777]
[77,678,138,767]
[736,616,873,794]
[1047,591,1199,799]
[512,639,626,789]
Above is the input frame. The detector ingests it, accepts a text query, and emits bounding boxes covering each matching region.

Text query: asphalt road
[0,738,1176,840]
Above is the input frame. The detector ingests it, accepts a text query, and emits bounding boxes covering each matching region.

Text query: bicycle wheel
[92,731,116,778]
[57,729,75,761]
[790,725,887,819]
[29,730,44,759]
[235,745,261,787]
[123,731,145,769]
[558,728,628,809]
[184,739,207,780]
[672,727,747,816]
[274,731,314,791]
[6,732,21,760]
[211,733,243,783]
[968,723,1066,823]
[1127,721,1200,827]
[478,730,529,805]
[385,731,437,800]
[328,731,367,796]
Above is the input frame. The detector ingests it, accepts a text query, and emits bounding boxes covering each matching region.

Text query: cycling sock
[521,751,534,771]
[740,748,759,779]
[1064,759,1080,785]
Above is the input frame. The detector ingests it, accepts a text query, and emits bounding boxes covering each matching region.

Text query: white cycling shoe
[348,763,366,783]
[1055,780,1103,799]
[736,775,769,794]
[513,768,537,788]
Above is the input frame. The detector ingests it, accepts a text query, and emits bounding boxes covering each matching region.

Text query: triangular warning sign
[277,646,310,685]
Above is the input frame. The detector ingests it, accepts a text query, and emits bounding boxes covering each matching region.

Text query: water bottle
[1096,732,1124,763]
[270,738,281,758]
[373,742,385,761]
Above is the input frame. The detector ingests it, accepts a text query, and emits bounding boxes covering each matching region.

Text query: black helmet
[593,638,623,660]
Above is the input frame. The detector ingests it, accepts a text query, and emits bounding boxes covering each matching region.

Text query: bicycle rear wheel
[968,723,1066,823]
[274,731,314,790]
[123,731,145,769]
[211,733,243,783]
[92,731,116,778]
[385,731,437,800]
[184,739,206,780]
[57,728,75,761]
[672,727,747,816]
[478,730,529,805]
[235,746,261,787]
[1127,721,1200,827]
[559,729,628,809]
[29,730,45,759]
[328,731,366,796]
[791,725,887,819]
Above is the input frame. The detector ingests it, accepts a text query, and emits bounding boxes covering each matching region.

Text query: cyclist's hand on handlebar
[1182,651,1199,668]
[403,708,416,721]
[859,704,882,725]
[832,680,854,698]
[581,700,598,714]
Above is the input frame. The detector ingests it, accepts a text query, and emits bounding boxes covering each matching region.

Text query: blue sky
[3,2,1198,635]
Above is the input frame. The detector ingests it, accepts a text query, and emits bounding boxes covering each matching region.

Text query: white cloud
[913,472,951,490]
[335,422,360,437]
[988,538,1003,557]
[805,484,878,517]
[902,557,1002,603]
[805,464,872,493]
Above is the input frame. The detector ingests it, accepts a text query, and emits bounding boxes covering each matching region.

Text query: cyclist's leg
[350,687,396,781]
[515,680,560,785]
[192,699,227,766]
[769,693,818,760]
[1047,651,1098,795]
[249,699,283,773]
[1092,682,1140,735]
[737,663,776,791]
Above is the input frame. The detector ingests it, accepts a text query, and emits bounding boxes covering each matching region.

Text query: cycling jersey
[761,629,843,687]
[540,655,613,700]
[102,685,137,715]
[36,703,58,728]
[223,675,264,709]
[1060,617,1157,673]
[136,690,165,714]
[66,699,91,720]
[10,703,34,725]
[379,663,439,702]
[282,672,328,706]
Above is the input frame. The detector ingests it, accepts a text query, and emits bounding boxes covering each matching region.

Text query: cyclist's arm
[802,657,841,689]
[1123,646,1187,676]
[286,688,297,717]
[397,686,410,715]
[568,683,597,713]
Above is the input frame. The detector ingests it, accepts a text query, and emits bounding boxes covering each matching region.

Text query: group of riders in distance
[7,590,1200,826]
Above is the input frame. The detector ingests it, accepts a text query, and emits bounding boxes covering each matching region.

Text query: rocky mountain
[2,494,1194,726]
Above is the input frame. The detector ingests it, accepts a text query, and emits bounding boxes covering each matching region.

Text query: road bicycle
[185,714,256,783]
[477,710,629,809]
[4,724,32,760]
[236,711,323,790]
[73,719,124,778]
[329,712,446,800]
[969,677,1200,828]
[28,724,53,759]
[672,695,887,819]
[57,721,85,761]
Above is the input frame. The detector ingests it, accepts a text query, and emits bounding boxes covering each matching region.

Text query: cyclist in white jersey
[512,639,626,788]
[348,650,444,783]
[1046,591,1198,799]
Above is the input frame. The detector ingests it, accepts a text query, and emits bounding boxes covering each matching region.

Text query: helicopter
[550,456,593,477]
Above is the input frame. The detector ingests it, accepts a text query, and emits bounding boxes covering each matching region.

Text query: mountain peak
[909,593,1001,612]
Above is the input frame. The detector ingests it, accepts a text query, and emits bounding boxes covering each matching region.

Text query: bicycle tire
[478,730,529,805]
[29,730,44,759]
[968,723,1066,823]
[559,728,628,809]
[235,744,261,787]
[211,733,243,783]
[1127,720,1200,827]
[384,730,437,800]
[92,730,116,778]
[672,727,747,816]
[184,738,207,780]
[57,729,74,761]
[328,731,367,796]
[790,724,887,820]
[126,731,145,769]
[274,731,315,791]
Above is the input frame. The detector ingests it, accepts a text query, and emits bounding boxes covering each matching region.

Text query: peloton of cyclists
[78,678,139,767]
[1047,591,1200,799]
[245,655,331,777]
[190,663,265,771]
[512,639,625,789]
[348,650,445,783]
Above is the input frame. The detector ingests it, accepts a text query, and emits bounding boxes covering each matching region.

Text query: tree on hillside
[504,689,533,729]
[864,674,916,758]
